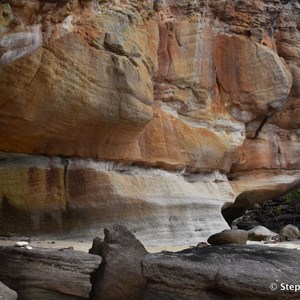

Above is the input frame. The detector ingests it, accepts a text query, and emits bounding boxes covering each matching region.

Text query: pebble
[25,246,33,250]
[15,241,29,247]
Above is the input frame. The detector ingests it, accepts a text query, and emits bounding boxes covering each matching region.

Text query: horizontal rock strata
[0,153,233,246]
[0,246,101,300]
[142,244,300,300]
[0,0,300,242]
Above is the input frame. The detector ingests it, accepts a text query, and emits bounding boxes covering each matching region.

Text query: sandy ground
[247,240,300,250]
[0,237,190,253]
[0,237,300,253]
[0,238,94,252]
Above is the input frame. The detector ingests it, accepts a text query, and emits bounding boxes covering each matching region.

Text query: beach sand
[1,237,299,253]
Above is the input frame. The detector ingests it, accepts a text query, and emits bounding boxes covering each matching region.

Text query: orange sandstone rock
[215,34,292,122]
[0,0,300,242]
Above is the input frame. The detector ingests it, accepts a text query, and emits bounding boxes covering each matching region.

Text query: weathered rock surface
[0,281,17,300]
[0,153,233,246]
[91,224,148,300]
[142,244,300,300]
[207,229,248,245]
[0,0,300,244]
[0,246,101,299]
[215,34,292,122]
[225,169,300,225]
[279,224,300,241]
[226,0,300,220]
[89,237,104,256]
[247,225,278,242]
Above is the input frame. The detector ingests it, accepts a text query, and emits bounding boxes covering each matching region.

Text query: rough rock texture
[142,244,300,300]
[91,224,148,300]
[0,0,300,244]
[0,246,101,299]
[0,154,233,246]
[247,225,278,242]
[207,229,248,245]
[0,281,17,300]
[279,224,300,241]
[89,237,104,256]
[215,34,292,122]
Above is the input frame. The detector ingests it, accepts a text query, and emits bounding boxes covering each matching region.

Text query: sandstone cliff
[0,0,299,246]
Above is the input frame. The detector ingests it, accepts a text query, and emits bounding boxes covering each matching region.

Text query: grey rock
[279,224,300,241]
[153,0,165,12]
[250,27,264,43]
[0,281,17,300]
[142,244,300,300]
[207,229,248,245]
[89,237,104,256]
[91,224,148,300]
[196,242,209,248]
[0,246,101,300]
[247,225,278,242]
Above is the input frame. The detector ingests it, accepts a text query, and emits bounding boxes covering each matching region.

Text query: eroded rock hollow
[0,0,299,246]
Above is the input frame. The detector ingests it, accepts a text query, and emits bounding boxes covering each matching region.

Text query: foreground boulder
[89,237,104,256]
[279,224,300,241]
[91,224,148,300]
[0,246,101,300]
[207,229,248,245]
[142,244,300,300]
[247,226,278,242]
[0,281,17,300]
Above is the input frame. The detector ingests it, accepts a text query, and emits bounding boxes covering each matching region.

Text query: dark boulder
[89,237,104,256]
[0,281,17,300]
[0,246,101,300]
[91,224,148,300]
[207,229,248,245]
[142,244,300,300]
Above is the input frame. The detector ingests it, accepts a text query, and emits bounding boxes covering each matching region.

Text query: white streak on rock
[61,15,74,33]
[0,25,42,65]
[15,241,29,247]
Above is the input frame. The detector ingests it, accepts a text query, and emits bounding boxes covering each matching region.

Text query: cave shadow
[222,183,300,231]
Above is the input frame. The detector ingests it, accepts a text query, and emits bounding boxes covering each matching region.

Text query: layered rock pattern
[0,246,101,299]
[142,244,300,299]
[0,0,299,244]
[0,154,233,245]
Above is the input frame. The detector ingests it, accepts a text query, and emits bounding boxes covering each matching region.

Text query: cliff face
[0,0,299,245]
